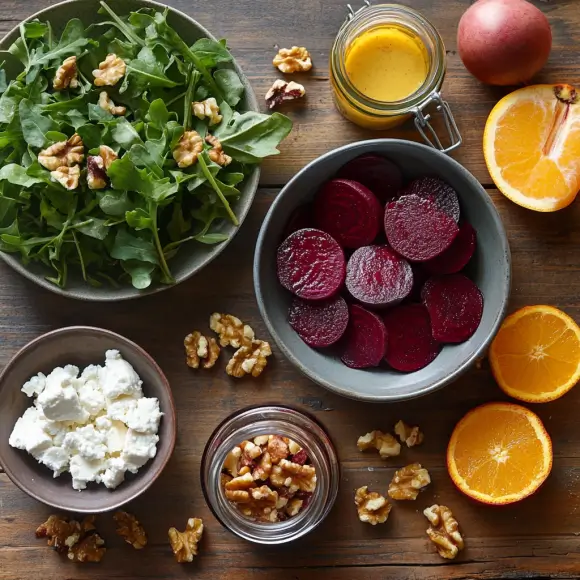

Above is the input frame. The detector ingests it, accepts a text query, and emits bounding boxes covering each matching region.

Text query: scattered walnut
[265,79,306,109]
[209,313,255,348]
[357,430,401,459]
[184,331,220,369]
[205,134,232,167]
[67,533,106,562]
[424,505,464,560]
[51,165,80,190]
[87,155,107,190]
[267,435,290,464]
[98,91,126,116]
[226,340,272,378]
[36,515,81,553]
[394,420,424,448]
[113,511,147,550]
[354,486,392,525]
[93,53,126,87]
[168,518,204,563]
[53,56,79,90]
[172,130,203,168]
[270,458,317,493]
[273,46,313,73]
[39,133,84,171]
[192,97,222,125]
[388,463,431,500]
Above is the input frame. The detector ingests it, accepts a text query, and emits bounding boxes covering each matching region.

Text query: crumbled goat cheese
[125,398,162,434]
[122,430,160,473]
[100,349,143,399]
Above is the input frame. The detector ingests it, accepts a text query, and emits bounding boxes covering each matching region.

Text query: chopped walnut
[209,313,255,348]
[67,533,106,562]
[205,134,232,167]
[265,79,306,109]
[220,472,233,487]
[355,486,392,525]
[51,165,80,190]
[254,435,269,447]
[192,97,222,126]
[225,471,256,495]
[184,331,220,369]
[388,463,431,500]
[87,155,107,190]
[53,56,79,90]
[168,518,204,563]
[172,130,203,168]
[113,511,147,550]
[252,450,273,481]
[286,498,304,517]
[36,515,81,553]
[93,53,126,87]
[394,420,424,448]
[98,91,126,116]
[223,445,242,477]
[357,430,401,459]
[424,505,464,560]
[288,439,302,455]
[240,440,263,464]
[39,133,84,171]
[267,435,290,464]
[226,340,272,378]
[98,145,117,170]
[270,458,316,493]
[273,46,313,73]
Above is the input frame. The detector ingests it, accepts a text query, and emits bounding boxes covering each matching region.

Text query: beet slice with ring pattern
[404,176,461,223]
[277,228,346,300]
[423,221,477,275]
[283,203,315,239]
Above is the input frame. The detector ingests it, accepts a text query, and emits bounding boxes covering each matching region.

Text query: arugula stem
[197,154,238,226]
[163,234,196,254]
[166,90,186,108]
[99,1,145,47]
[183,67,198,129]
[71,230,87,281]
[148,201,174,283]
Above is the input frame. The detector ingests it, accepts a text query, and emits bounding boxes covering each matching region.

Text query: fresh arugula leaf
[111,117,143,149]
[73,216,109,240]
[126,207,153,230]
[196,232,229,244]
[190,38,233,68]
[0,163,43,187]
[127,136,166,178]
[214,69,244,106]
[19,98,57,147]
[121,259,155,289]
[121,46,179,95]
[88,103,114,122]
[98,189,135,217]
[110,227,158,264]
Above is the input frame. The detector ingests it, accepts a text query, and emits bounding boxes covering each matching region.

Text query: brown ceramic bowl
[0,327,176,513]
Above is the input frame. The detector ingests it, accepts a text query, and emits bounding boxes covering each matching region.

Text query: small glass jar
[201,405,339,544]
[330,1,461,152]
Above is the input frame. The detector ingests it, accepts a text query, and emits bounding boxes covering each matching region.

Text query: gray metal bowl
[254,140,511,402]
[0,0,260,301]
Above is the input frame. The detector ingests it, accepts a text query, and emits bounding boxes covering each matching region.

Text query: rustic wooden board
[1,0,580,578]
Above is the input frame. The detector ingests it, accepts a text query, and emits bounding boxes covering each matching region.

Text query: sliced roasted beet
[422,274,484,343]
[340,304,388,368]
[277,228,346,300]
[404,176,461,222]
[384,195,459,262]
[337,154,403,203]
[283,203,315,238]
[314,179,382,249]
[345,245,413,308]
[423,222,477,275]
[288,295,349,347]
[383,304,441,372]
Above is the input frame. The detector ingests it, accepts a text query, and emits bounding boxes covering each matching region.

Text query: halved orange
[483,84,580,212]
[489,305,580,403]
[447,402,552,505]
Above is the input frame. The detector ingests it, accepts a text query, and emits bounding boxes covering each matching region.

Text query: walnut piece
[39,133,84,171]
[270,458,316,493]
[388,463,431,500]
[36,514,81,553]
[98,91,126,116]
[53,56,79,90]
[172,130,203,168]
[113,511,147,550]
[267,435,290,464]
[51,165,80,190]
[93,53,126,87]
[273,46,313,73]
[355,486,392,525]
[67,533,106,562]
[223,445,242,477]
[253,450,273,481]
[100,145,118,170]
[394,420,424,447]
[168,518,204,563]
[226,340,272,378]
[357,430,401,459]
[210,313,255,348]
[265,79,305,110]
[184,331,220,369]
[192,97,222,125]
[87,155,107,190]
[424,505,464,560]
[205,134,232,167]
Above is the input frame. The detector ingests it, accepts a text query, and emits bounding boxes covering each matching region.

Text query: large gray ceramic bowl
[254,140,511,402]
[0,0,260,301]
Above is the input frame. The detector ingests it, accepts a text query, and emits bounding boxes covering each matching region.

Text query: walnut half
[357,430,401,459]
[192,97,222,125]
[53,56,79,90]
[209,313,255,348]
[172,130,203,168]
[113,511,147,550]
[168,518,204,563]
[39,133,84,171]
[51,165,80,190]
[98,91,126,116]
[184,331,220,369]
[205,134,232,167]
[394,420,424,448]
[273,46,313,73]
[424,505,464,560]
[388,463,431,500]
[226,340,272,378]
[93,53,126,87]
[355,486,392,525]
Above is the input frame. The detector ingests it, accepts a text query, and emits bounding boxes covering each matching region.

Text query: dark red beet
[337,154,403,203]
[404,176,461,222]
[288,295,349,347]
[277,228,346,300]
[314,179,382,249]
[345,245,413,307]
[423,222,477,275]
[385,195,459,262]
[383,304,441,372]
[422,274,484,343]
[340,304,388,369]
[283,203,315,238]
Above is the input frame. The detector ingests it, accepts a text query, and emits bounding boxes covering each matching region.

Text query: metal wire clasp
[412,92,462,154]
[346,0,371,21]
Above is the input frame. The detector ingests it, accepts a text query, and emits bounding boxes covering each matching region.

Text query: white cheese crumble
[9,350,162,491]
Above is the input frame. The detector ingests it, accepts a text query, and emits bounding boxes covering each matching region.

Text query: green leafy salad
[0,2,292,289]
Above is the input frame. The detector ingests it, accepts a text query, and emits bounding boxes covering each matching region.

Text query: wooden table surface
[1,0,580,579]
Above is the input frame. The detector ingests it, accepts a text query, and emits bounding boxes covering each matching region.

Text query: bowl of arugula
[0,0,292,299]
